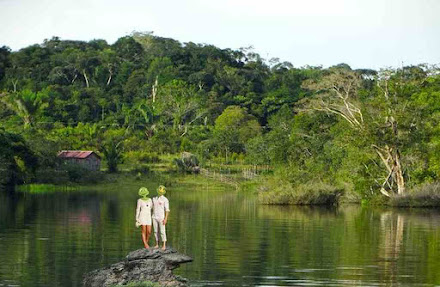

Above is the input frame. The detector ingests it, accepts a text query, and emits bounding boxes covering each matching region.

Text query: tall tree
[301,67,431,196]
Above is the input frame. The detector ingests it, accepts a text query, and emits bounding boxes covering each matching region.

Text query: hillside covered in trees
[1,32,440,203]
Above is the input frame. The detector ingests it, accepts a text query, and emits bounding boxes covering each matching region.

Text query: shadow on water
[1,182,440,286]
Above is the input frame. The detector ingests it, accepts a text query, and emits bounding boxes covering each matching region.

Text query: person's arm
[163,198,170,225]
[135,199,141,222]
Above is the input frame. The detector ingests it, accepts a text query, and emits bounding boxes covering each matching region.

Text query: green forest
[1,32,440,205]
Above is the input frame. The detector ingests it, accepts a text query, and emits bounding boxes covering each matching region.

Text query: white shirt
[152,195,170,220]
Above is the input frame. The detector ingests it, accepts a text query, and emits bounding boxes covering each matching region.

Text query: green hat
[157,185,166,195]
[138,187,149,198]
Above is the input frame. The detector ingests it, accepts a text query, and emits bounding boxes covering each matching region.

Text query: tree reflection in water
[1,186,440,287]
[379,211,405,284]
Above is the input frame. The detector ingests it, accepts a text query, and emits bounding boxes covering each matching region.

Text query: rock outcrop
[83,248,193,287]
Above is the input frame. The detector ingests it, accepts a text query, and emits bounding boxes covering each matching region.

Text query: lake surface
[1,176,440,286]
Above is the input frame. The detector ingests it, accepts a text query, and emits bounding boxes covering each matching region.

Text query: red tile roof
[57,150,100,159]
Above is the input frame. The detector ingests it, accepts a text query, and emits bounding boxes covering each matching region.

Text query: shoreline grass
[15,183,79,193]
[389,182,440,208]
[257,180,344,206]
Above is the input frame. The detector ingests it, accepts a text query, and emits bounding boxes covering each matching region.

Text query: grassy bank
[15,184,79,193]
[17,152,440,208]
[13,153,180,192]
[388,182,440,208]
[16,163,229,195]
[246,174,440,207]
[255,178,344,206]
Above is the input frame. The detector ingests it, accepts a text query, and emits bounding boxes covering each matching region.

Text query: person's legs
[160,220,167,250]
[146,225,152,246]
[141,225,150,249]
[152,218,159,248]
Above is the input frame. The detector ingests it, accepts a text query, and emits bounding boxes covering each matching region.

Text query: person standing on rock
[136,187,153,249]
[152,185,170,250]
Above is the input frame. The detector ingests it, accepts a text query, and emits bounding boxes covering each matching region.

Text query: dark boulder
[83,248,192,287]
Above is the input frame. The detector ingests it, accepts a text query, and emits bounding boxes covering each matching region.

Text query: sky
[0,0,439,69]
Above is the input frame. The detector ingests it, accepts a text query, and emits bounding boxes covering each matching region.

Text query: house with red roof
[58,150,101,171]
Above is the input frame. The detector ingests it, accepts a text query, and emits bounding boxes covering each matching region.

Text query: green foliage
[101,140,123,173]
[0,128,37,187]
[23,130,60,167]
[174,152,200,173]
[212,105,261,158]
[245,135,270,165]
[155,79,204,130]
[0,89,49,128]
[125,151,160,164]
[0,46,11,83]
[0,34,439,203]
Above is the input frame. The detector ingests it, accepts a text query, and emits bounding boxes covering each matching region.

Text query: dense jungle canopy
[1,32,440,200]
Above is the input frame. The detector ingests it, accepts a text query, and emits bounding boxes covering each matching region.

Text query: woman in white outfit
[136,187,153,249]
[152,185,170,250]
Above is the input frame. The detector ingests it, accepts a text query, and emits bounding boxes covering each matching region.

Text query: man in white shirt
[152,185,170,250]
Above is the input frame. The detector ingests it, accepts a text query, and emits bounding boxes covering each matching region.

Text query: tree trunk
[152,76,158,103]
[393,149,405,195]
[24,115,31,128]
[11,79,18,92]
[106,73,112,86]
[71,74,77,84]
[83,70,90,88]
[373,144,406,196]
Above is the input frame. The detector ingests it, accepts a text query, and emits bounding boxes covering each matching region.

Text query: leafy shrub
[148,129,180,154]
[125,151,160,164]
[180,137,194,152]
[34,168,69,184]
[130,164,151,175]
[174,152,200,173]
[61,163,105,183]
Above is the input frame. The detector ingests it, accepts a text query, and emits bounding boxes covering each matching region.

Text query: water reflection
[1,185,440,286]
[379,211,405,285]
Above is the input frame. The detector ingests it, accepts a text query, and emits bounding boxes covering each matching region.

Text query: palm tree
[0,89,48,128]
[101,140,123,173]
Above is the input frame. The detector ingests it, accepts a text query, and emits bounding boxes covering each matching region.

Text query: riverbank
[13,152,440,209]
[246,175,440,208]
[11,152,258,193]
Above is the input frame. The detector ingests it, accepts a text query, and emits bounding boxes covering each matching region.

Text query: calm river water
[1,177,440,286]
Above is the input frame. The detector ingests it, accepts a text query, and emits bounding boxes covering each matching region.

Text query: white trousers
[153,217,167,242]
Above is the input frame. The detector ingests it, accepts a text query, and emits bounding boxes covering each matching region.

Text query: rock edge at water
[83,248,193,287]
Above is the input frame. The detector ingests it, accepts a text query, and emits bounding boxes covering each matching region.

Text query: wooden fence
[200,165,262,189]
